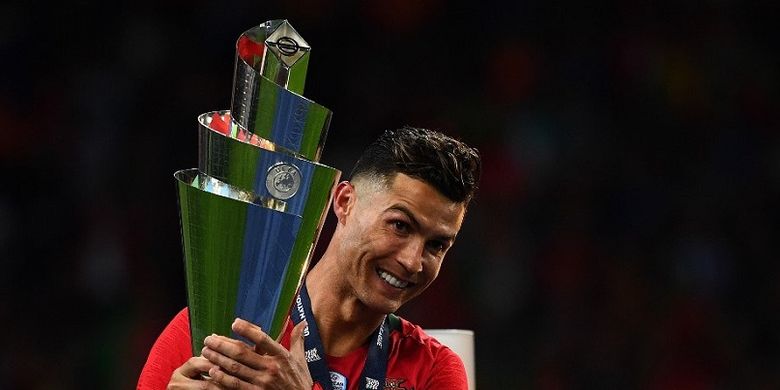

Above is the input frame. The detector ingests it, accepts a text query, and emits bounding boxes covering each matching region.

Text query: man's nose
[396,239,424,274]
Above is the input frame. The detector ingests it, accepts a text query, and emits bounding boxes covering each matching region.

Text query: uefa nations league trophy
[174,20,340,355]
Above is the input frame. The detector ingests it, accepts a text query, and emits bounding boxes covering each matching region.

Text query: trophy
[174,19,340,355]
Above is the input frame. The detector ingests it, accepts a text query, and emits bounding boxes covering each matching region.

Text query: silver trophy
[174,20,340,355]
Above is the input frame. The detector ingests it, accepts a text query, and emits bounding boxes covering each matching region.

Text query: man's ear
[332,181,356,224]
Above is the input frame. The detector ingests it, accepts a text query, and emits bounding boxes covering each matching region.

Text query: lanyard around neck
[291,284,390,390]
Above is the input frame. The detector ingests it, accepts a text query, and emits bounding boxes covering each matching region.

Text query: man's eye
[393,221,409,233]
[427,241,446,254]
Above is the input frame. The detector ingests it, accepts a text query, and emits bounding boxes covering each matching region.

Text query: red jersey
[137,308,467,390]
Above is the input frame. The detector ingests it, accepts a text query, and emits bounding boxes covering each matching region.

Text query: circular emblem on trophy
[274,36,300,56]
[266,163,301,200]
[265,20,310,67]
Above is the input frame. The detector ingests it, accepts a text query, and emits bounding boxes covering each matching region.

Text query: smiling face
[331,173,467,315]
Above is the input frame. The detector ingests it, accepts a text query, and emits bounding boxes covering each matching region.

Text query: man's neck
[304,261,386,357]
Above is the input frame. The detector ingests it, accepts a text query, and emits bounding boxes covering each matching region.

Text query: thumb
[290,320,315,389]
[290,320,308,357]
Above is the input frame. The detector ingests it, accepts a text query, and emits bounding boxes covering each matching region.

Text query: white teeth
[377,270,409,288]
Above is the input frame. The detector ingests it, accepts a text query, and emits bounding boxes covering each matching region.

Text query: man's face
[336,173,466,315]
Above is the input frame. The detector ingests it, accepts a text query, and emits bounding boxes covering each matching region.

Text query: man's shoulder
[174,306,190,322]
[137,307,193,390]
[388,314,454,356]
[166,306,191,334]
[386,314,468,388]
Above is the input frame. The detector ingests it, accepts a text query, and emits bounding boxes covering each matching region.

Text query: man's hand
[167,356,221,389]
[201,318,313,390]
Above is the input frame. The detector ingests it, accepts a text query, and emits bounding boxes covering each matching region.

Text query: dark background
[2,1,778,388]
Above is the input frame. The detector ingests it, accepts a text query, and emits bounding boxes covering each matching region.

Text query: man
[138,126,481,389]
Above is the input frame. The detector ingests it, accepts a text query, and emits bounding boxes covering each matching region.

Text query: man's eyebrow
[386,205,456,243]
[387,205,420,229]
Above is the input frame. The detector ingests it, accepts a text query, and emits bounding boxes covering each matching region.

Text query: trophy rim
[174,168,293,213]
[197,110,341,172]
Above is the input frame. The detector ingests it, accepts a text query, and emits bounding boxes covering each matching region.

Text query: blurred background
[1,0,778,388]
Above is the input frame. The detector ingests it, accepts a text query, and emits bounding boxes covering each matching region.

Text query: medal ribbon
[291,284,390,390]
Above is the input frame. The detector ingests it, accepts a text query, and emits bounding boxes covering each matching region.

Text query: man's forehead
[387,175,465,224]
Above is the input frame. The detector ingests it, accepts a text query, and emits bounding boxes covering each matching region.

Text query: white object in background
[424,329,475,390]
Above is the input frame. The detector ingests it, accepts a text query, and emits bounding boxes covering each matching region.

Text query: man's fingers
[231,318,288,356]
[201,346,256,379]
[203,334,266,371]
[169,356,223,390]
[208,365,277,390]
[207,366,243,389]
[178,356,217,379]
[199,320,307,388]
[290,320,308,357]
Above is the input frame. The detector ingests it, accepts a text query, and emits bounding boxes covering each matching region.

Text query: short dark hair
[349,126,481,204]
